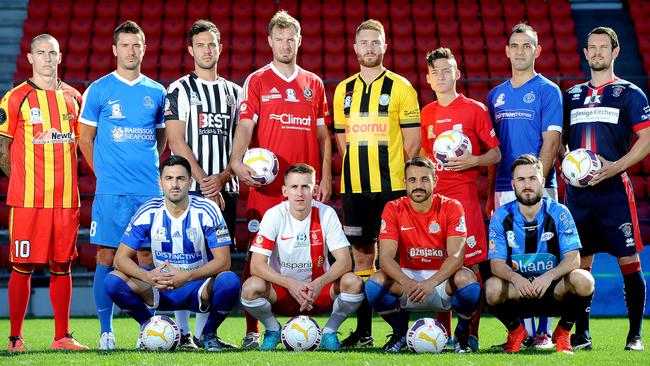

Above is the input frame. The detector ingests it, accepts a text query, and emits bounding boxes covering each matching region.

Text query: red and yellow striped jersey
[0,80,81,208]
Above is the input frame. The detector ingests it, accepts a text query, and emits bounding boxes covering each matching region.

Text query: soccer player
[165,19,242,350]
[486,154,595,354]
[1,33,88,351]
[332,19,421,348]
[78,20,167,350]
[562,27,650,351]
[364,157,480,353]
[240,164,364,351]
[104,155,240,351]
[420,47,501,350]
[229,11,332,348]
[486,23,563,348]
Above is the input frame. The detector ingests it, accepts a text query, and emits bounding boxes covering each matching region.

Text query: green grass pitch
[1,316,648,365]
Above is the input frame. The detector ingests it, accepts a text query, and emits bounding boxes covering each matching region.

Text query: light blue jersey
[121,196,232,270]
[487,74,563,191]
[79,72,165,195]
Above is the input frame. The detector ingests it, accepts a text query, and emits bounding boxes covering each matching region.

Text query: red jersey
[379,195,466,270]
[420,94,499,190]
[0,80,81,208]
[240,63,330,192]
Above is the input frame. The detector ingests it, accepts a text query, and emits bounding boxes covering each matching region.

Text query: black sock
[623,271,646,341]
[356,298,373,336]
[489,301,520,332]
[559,292,594,331]
[382,309,410,336]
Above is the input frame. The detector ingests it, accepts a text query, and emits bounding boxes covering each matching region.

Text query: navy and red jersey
[563,78,650,161]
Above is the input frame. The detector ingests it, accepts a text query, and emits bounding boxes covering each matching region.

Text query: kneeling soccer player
[240,164,365,351]
[486,154,595,353]
[104,156,240,351]
[365,157,481,353]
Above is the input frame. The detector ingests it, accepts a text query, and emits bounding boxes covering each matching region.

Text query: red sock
[50,262,72,340]
[9,267,33,337]
[470,272,484,337]
[242,260,260,334]
[436,311,452,336]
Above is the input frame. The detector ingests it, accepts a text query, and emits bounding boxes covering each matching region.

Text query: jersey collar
[112,71,144,86]
[587,76,620,90]
[190,72,223,86]
[269,62,300,83]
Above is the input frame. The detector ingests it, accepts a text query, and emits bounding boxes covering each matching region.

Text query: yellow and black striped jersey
[333,69,420,193]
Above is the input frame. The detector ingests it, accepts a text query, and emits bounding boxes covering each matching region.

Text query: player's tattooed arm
[0,135,11,176]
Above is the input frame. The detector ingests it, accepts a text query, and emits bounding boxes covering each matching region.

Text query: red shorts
[9,207,79,264]
[271,282,335,317]
[246,189,285,246]
[436,184,487,266]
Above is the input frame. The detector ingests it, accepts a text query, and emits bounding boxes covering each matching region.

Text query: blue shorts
[565,173,643,257]
[151,278,211,313]
[90,194,158,248]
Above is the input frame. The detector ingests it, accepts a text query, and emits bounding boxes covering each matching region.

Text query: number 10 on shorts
[14,240,30,258]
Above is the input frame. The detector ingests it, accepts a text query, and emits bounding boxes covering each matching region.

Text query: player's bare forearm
[114,244,151,283]
[379,238,411,285]
[166,120,208,181]
[0,135,12,176]
[427,236,465,288]
[229,119,255,166]
[477,147,501,167]
[545,250,580,281]
[334,132,346,157]
[491,258,526,284]
[156,128,167,155]
[250,252,292,288]
[79,124,96,171]
[314,247,351,287]
[401,127,422,160]
[539,130,561,179]
[185,246,231,282]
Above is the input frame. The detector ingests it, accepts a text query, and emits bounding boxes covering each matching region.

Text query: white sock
[523,317,535,337]
[174,310,191,336]
[194,312,209,337]
[241,297,280,331]
[323,292,365,334]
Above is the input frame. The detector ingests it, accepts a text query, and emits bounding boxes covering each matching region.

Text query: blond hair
[355,19,385,41]
[268,10,300,36]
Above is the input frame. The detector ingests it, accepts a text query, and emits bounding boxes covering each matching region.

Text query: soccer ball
[433,130,472,165]
[561,148,602,187]
[243,147,280,185]
[406,318,448,353]
[281,315,322,351]
[139,315,180,351]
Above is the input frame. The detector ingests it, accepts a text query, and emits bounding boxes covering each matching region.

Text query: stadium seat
[234,222,249,253]
[556,37,578,53]
[161,36,185,54]
[631,176,646,198]
[504,3,526,23]
[253,20,269,37]
[232,19,254,37]
[392,20,413,38]
[322,19,344,39]
[95,2,117,19]
[325,37,346,55]
[463,54,487,73]
[118,2,142,22]
[301,18,322,37]
[394,53,417,74]
[50,2,72,19]
[0,244,10,268]
[486,34,506,54]
[88,53,113,73]
[27,0,49,19]
[164,0,187,18]
[629,162,642,176]
[47,19,70,39]
[457,1,479,21]
[77,242,97,271]
[22,19,47,39]
[344,2,366,22]
[462,36,485,55]
[332,177,342,200]
[642,156,650,174]
[367,2,389,22]
[300,2,321,20]
[550,1,572,19]
[527,19,552,37]
[78,175,96,197]
[437,36,461,55]
[638,35,650,53]
[80,196,93,227]
[69,18,93,36]
[0,176,8,195]
[390,1,411,20]
[239,182,249,200]
[332,152,343,175]
[232,2,254,20]
[253,36,271,54]
[65,52,88,73]
[414,22,436,41]
[324,69,347,84]
[434,2,455,20]
[412,1,433,21]
[552,18,576,36]
[558,53,581,72]
[209,2,231,24]
[145,37,161,57]
[437,20,459,38]
[187,3,208,22]
[301,36,323,55]
[254,52,271,69]
[460,20,483,38]
[415,35,437,55]
[232,36,254,54]
[322,2,343,20]
[392,37,415,55]
[159,53,183,72]
[536,53,557,73]
[526,2,550,21]
[256,2,277,20]
[230,53,254,72]
[64,70,87,83]
[93,19,117,37]
[164,19,185,37]
[72,2,95,19]
[140,0,164,20]
[487,54,510,71]
[325,54,346,75]
[300,54,322,73]
[480,2,502,20]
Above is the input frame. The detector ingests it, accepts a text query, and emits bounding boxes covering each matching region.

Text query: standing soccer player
[79,20,167,350]
[1,34,88,351]
[332,19,421,348]
[486,23,563,348]
[104,156,240,351]
[420,47,501,350]
[165,19,242,349]
[563,27,650,351]
[229,11,332,348]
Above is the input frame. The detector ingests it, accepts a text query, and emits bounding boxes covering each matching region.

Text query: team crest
[378,93,390,106]
[303,86,313,101]
[612,86,624,97]
[455,217,466,232]
[186,228,198,241]
[506,230,517,248]
[29,107,44,124]
[466,235,476,248]
[109,103,125,119]
[240,103,247,112]
[285,88,299,102]
[429,220,440,234]
[226,94,236,107]
[343,95,352,109]
[523,91,535,104]
[494,93,505,107]
[254,234,264,246]
[190,91,201,105]
[619,223,633,238]
[143,96,154,109]
[427,125,435,139]
[316,255,325,268]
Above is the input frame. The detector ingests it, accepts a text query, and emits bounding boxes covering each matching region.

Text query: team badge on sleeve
[0,108,6,125]
[253,234,264,247]
[455,217,466,232]
[380,219,387,234]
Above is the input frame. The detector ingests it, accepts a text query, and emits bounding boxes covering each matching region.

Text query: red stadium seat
[118,2,142,22]
[434,2,455,20]
[232,19,254,37]
[457,1,479,21]
[480,2,502,20]
[140,0,164,20]
[0,243,10,267]
[414,22,436,40]
[232,3,254,20]
[526,2,549,21]
[89,53,114,74]
[390,1,411,20]
[392,20,413,38]
[0,176,8,195]
[322,2,343,20]
[558,53,581,71]
[630,176,646,198]
[322,19,344,38]
[159,53,183,72]
[393,53,416,74]
[256,2,277,20]
[415,35,437,55]
[164,1,187,18]
[165,19,185,37]
[344,2,366,22]
[141,18,163,36]
[231,36,254,54]
[325,37,346,55]
[332,152,343,175]
[161,36,184,54]
[392,37,415,55]
[77,242,97,271]
[64,52,88,73]
[460,20,482,38]
[437,20,459,38]
[300,2,321,20]
[437,36,461,55]
[145,36,161,57]
[300,54,322,73]
[638,35,650,53]
[556,37,578,54]
[187,3,208,22]
[487,54,510,71]
[234,222,249,253]
[16,56,31,74]
[95,2,117,20]
[324,54,346,75]
[27,0,49,19]
[93,18,117,37]
[332,177,342,200]
[552,18,575,36]
[254,20,269,37]
[301,36,323,55]
[301,18,322,37]
[239,183,249,200]
[209,2,231,24]
[642,156,650,174]
[629,2,650,18]
[78,175,96,196]
[50,2,72,19]
[629,162,642,176]
[550,2,572,19]
[527,19,552,37]
[73,2,95,19]
[47,19,70,39]
[463,54,487,73]
[367,2,389,22]
[504,3,526,23]
[462,36,485,55]
[230,53,254,72]
[253,36,270,54]
[23,19,47,39]
[69,18,93,37]
[80,197,94,227]
[536,53,557,73]
[64,70,87,83]
[412,2,433,21]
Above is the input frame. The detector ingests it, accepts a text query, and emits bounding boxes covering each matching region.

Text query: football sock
[436,312,452,337]
[323,292,365,334]
[195,312,209,338]
[355,269,376,335]
[93,263,115,334]
[104,273,152,325]
[489,301,520,332]
[523,318,536,338]
[622,262,646,341]
[202,272,240,336]
[558,292,594,331]
[452,282,480,335]
[50,262,72,340]
[174,310,191,336]
[242,260,260,334]
[240,298,280,332]
[469,271,483,337]
[365,279,399,312]
[538,317,552,335]
[8,265,33,337]
[575,265,593,338]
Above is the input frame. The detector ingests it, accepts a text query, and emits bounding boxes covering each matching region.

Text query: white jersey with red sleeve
[379,195,466,271]
[240,63,330,192]
[250,200,349,282]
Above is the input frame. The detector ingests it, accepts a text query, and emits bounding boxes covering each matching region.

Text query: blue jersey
[121,196,232,270]
[79,72,165,195]
[563,78,650,161]
[487,75,563,191]
[488,197,581,278]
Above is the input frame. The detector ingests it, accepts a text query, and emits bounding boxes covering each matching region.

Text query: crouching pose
[240,164,364,351]
[486,154,594,353]
[104,156,240,351]
[365,157,481,353]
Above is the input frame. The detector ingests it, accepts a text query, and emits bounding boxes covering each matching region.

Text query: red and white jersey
[240,63,330,192]
[379,195,466,271]
[420,94,499,190]
[250,200,349,282]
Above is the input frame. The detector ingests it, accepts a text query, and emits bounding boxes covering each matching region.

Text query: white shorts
[495,188,557,208]
[399,268,452,312]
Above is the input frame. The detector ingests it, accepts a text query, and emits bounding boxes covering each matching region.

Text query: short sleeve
[250,206,281,256]
[444,199,467,237]
[164,84,182,122]
[486,89,496,125]
[0,90,19,138]
[488,210,508,260]
[378,201,400,241]
[555,206,582,256]
[240,74,261,123]
[155,89,166,129]
[399,83,420,127]
[120,219,150,251]
[625,86,650,132]
[419,104,435,158]
[79,83,101,126]
[315,78,330,126]
[322,206,350,251]
[474,102,500,150]
[540,83,563,133]
[332,81,346,134]
[203,201,232,249]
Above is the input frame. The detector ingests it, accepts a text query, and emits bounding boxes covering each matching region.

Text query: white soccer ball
[561,148,602,187]
[433,130,472,165]
[139,315,180,351]
[243,147,280,185]
[406,317,448,353]
[281,315,321,351]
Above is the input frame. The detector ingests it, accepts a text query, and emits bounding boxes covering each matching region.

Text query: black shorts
[342,190,406,246]
[514,278,563,318]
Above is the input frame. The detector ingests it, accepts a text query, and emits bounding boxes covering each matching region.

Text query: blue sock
[202,271,240,336]
[365,279,399,312]
[538,317,551,335]
[93,263,114,333]
[104,273,153,325]
[451,282,481,335]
